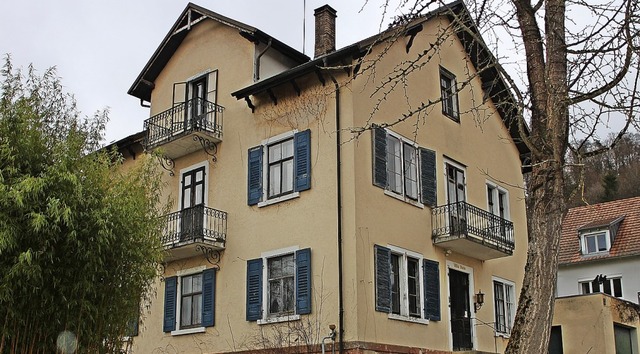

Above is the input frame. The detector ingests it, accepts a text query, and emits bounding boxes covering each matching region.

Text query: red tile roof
[559,196,640,265]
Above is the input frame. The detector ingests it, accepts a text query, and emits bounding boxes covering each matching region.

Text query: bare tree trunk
[506,0,569,352]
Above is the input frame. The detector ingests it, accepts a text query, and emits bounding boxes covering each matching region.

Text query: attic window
[581,230,610,255]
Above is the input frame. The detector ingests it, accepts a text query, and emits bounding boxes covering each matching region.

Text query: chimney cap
[314,4,337,17]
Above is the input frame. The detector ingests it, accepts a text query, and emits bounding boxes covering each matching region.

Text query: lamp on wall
[474,290,485,312]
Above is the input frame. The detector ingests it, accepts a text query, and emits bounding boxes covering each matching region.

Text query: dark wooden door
[449,269,472,351]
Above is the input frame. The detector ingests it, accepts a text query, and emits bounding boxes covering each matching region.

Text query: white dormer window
[581,230,610,255]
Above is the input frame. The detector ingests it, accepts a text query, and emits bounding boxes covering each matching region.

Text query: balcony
[432,201,514,260]
[161,205,228,261]
[143,98,224,159]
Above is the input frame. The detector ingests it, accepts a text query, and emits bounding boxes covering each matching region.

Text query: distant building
[552,197,640,353]
[119,1,531,353]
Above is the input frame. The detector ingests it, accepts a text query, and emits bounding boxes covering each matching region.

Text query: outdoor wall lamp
[474,290,485,312]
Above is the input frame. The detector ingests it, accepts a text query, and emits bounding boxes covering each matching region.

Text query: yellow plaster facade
[121,3,529,353]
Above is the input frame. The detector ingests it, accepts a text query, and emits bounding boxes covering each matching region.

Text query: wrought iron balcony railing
[432,201,514,253]
[143,98,224,149]
[161,205,227,247]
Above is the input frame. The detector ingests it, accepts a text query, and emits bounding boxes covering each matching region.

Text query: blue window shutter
[296,248,312,315]
[247,146,263,205]
[246,258,263,321]
[202,268,216,327]
[372,125,387,188]
[374,245,391,313]
[420,148,437,207]
[294,129,311,192]
[423,259,441,321]
[163,276,177,332]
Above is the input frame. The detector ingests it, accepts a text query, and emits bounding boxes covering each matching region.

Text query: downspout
[254,38,273,82]
[329,74,344,354]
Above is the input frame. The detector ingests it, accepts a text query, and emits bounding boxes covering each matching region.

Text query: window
[493,278,515,336]
[247,130,311,206]
[246,248,312,323]
[580,276,622,297]
[581,231,610,254]
[374,245,440,322]
[372,126,437,207]
[163,267,216,334]
[487,183,510,238]
[440,67,459,120]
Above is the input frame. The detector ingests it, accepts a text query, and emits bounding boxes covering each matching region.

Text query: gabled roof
[559,196,640,265]
[128,2,309,102]
[231,0,530,165]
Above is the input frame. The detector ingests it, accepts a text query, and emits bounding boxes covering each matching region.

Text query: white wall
[557,257,640,304]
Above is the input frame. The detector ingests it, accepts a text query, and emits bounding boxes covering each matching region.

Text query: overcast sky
[0,1,392,143]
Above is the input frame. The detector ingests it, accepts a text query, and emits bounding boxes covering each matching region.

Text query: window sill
[388,313,429,325]
[170,327,206,336]
[258,192,300,208]
[258,314,301,325]
[384,190,424,209]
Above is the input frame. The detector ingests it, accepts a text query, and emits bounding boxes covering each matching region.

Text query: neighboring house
[552,197,640,354]
[119,1,530,353]
[557,196,640,303]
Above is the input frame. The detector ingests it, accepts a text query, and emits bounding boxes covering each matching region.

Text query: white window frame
[486,181,510,221]
[580,230,611,255]
[383,129,424,208]
[387,245,429,325]
[258,130,300,208]
[492,276,516,337]
[258,246,301,324]
[579,275,623,297]
[171,265,207,336]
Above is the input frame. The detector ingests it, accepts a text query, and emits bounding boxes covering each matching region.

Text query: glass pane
[195,185,203,205]
[282,159,294,193]
[269,258,282,278]
[603,279,612,295]
[192,274,202,292]
[391,254,400,315]
[586,236,596,253]
[182,275,193,293]
[181,296,192,326]
[269,164,281,197]
[269,144,281,163]
[283,254,295,276]
[597,233,607,251]
[282,139,294,158]
[192,294,202,325]
[269,280,282,314]
[613,278,622,297]
[283,276,295,313]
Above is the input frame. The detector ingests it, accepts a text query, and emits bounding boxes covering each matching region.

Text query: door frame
[446,260,477,351]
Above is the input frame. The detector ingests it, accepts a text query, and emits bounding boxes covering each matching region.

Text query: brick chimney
[314,5,337,58]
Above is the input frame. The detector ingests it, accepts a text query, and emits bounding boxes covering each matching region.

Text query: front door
[449,268,472,351]
[446,163,467,235]
[180,166,205,241]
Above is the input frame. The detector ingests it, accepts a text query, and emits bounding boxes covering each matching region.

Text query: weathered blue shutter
[372,125,387,188]
[246,258,263,321]
[423,259,441,321]
[202,268,216,327]
[247,146,263,205]
[163,276,177,332]
[294,129,311,192]
[296,248,312,315]
[420,148,437,207]
[374,245,392,313]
